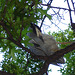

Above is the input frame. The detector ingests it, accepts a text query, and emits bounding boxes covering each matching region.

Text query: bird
[27,23,65,65]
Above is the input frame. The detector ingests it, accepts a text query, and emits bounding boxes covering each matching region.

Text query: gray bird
[27,23,65,65]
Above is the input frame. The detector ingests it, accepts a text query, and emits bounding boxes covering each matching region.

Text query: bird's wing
[29,39,47,56]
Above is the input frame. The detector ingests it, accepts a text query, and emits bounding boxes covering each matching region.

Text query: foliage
[48,26,75,75]
[0,0,51,74]
[61,50,75,75]
[1,50,44,75]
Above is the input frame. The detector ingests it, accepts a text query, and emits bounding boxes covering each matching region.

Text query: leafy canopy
[0,0,52,74]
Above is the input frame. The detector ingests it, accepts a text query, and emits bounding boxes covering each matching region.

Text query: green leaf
[38,8,52,20]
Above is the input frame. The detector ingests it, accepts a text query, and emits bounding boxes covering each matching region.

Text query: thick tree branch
[31,42,75,75]
[32,42,75,60]
[31,60,49,75]
[47,42,75,63]
[67,0,75,31]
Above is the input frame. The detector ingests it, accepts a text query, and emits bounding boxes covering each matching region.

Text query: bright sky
[48,64,63,75]
[40,0,75,33]
[0,51,4,70]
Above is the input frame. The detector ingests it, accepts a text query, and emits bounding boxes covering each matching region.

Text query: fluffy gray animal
[27,23,65,65]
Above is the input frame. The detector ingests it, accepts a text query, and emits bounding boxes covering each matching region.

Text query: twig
[71,0,74,9]
[40,4,74,11]
[40,15,46,29]
[18,20,23,42]
[67,0,72,23]
[56,42,73,44]
[51,20,63,32]
[71,0,75,14]
[2,0,9,18]
[0,37,8,39]
[47,0,53,6]
[0,21,13,38]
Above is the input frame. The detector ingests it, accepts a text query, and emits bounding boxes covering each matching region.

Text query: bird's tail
[30,23,41,36]
[30,23,44,42]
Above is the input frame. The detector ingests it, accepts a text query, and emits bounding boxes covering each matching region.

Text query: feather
[30,23,44,42]
[27,23,65,65]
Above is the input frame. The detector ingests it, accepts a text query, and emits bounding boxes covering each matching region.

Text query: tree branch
[47,0,53,6]
[0,21,36,56]
[0,37,8,39]
[47,42,75,63]
[67,0,75,31]
[0,21,13,38]
[40,15,46,29]
[67,0,72,23]
[71,0,75,14]
[18,19,24,42]
[56,42,73,44]
[31,60,49,75]
[32,42,75,60]
[40,4,74,11]
[30,42,75,75]
[0,71,15,75]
